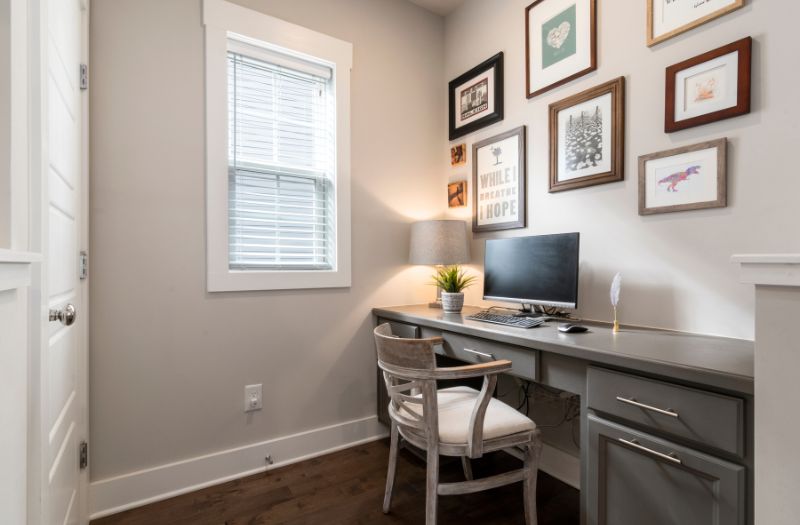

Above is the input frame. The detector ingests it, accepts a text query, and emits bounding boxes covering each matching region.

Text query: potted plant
[432,266,476,313]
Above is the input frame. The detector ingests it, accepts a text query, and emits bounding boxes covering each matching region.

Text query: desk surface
[373,305,755,395]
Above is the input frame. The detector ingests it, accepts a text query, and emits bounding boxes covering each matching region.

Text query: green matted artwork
[526,0,596,99]
[541,5,577,69]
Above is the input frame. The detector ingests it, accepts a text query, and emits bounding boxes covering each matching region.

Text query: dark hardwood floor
[92,439,579,525]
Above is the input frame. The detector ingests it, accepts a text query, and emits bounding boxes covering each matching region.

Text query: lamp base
[428,300,442,309]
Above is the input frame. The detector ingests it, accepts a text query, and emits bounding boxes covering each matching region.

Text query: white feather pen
[610,273,622,333]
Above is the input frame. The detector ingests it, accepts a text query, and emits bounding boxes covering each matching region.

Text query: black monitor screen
[483,233,580,308]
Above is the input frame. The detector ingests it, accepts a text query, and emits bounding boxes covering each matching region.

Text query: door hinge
[79,441,88,470]
[79,250,88,280]
[80,64,88,90]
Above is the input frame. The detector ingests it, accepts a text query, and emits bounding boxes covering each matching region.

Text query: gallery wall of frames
[447,0,749,225]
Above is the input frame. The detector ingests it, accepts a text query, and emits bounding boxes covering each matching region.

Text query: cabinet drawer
[587,367,744,457]
[587,414,745,525]
[421,328,538,382]
[376,318,420,339]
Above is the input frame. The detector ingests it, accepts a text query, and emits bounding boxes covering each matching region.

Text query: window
[227,43,335,271]
[204,0,352,291]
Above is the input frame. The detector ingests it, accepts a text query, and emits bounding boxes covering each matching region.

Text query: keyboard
[466,311,544,329]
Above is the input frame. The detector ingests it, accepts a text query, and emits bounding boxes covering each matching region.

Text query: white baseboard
[539,443,580,489]
[89,415,388,520]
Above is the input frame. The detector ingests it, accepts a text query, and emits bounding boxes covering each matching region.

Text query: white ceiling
[406,0,466,16]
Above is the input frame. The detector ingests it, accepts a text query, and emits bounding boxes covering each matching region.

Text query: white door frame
[27,0,90,523]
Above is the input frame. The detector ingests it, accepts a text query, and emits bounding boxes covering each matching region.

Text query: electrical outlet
[244,384,262,412]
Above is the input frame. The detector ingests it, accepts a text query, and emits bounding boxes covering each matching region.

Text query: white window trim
[203,0,352,292]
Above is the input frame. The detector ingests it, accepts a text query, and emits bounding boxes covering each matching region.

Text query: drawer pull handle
[616,396,679,418]
[618,438,682,465]
[463,347,496,360]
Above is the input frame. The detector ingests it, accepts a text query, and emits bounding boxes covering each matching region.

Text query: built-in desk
[373,305,755,525]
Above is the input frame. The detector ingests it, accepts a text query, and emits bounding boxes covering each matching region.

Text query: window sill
[207,267,351,292]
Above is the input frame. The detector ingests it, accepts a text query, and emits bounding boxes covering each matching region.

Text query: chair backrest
[373,322,437,370]
[373,323,439,443]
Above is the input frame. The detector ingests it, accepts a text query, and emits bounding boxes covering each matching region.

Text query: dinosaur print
[658,165,700,192]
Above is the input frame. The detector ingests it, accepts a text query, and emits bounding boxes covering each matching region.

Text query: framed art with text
[449,53,504,141]
[639,138,727,215]
[472,126,526,233]
[525,0,597,99]
[665,37,751,133]
[647,0,744,47]
[549,77,625,193]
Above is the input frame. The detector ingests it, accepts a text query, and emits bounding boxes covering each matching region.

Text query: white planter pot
[441,292,465,313]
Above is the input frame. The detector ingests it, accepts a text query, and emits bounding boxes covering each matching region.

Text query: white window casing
[203,0,352,291]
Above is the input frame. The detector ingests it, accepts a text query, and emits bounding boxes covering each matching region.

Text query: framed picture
[665,37,751,133]
[448,53,504,141]
[472,126,526,232]
[525,0,596,99]
[647,0,744,47]
[638,138,727,215]
[448,181,467,208]
[450,144,467,167]
[549,77,625,193]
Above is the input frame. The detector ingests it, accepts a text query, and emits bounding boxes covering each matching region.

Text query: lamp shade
[409,220,471,266]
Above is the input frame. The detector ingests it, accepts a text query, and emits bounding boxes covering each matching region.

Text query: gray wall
[89,0,445,480]
[445,0,800,339]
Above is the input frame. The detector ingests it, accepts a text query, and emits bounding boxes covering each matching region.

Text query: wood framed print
[525,0,597,99]
[472,126,526,232]
[549,77,625,193]
[665,37,751,133]
[647,0,745,47]
[638,138,727,215]
[449,53,504,141]
[450,143,467,167]
[448,181,467,208]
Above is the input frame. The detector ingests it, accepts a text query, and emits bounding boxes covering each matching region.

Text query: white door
[34,0,89,523]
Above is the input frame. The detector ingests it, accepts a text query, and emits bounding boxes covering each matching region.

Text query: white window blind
[227,42,336,271]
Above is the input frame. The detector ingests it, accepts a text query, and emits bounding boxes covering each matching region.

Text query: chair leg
[425,445,440,525]
[523,434,543,525]
[461,456,473,480]
[383,422,400,513]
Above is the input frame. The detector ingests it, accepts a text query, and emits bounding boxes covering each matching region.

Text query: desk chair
[374,323,543,525]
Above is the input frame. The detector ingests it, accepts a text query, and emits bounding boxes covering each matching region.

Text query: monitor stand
[513,304,571,320]
[513,304,545,318]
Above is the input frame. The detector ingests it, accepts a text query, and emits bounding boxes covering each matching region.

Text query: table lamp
[409,220,471,308]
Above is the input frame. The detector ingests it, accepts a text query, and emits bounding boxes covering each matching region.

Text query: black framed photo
[472,126,526,233]
[449,52,504,141]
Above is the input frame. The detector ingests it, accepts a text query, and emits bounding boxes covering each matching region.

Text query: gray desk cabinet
[586,414,745,525]
[372,305,754,525]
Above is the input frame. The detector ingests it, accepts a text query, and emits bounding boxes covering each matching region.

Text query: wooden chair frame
[374,323,543,525]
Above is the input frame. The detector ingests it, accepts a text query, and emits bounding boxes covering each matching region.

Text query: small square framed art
[448,181,467,208]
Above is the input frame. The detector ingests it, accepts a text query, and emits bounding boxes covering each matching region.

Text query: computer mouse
[558,323,589,333]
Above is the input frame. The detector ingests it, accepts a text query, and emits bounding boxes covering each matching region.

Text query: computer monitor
[483,232,580,310]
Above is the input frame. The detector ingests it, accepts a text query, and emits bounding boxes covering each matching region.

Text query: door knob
[49,304,77,326]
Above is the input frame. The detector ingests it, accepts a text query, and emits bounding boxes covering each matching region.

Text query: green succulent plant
[431,265,476,293]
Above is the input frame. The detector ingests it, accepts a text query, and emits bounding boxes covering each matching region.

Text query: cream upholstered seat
[374,323,543,525]
[401,386,537,444]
